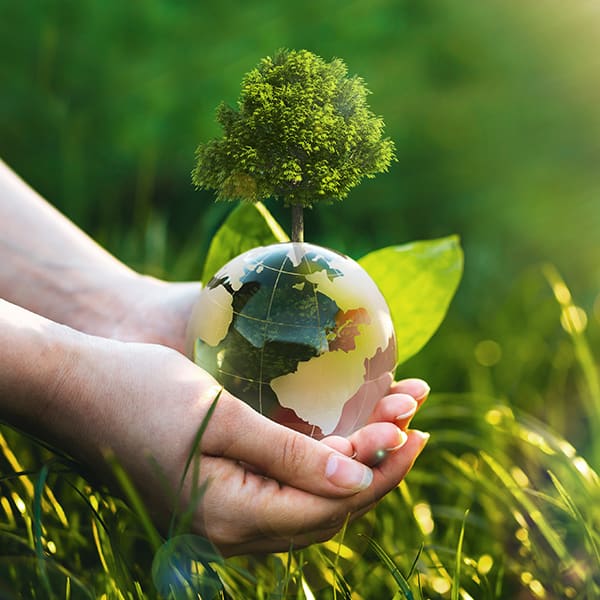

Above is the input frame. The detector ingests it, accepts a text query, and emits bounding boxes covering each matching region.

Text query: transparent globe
[186,242,397,438]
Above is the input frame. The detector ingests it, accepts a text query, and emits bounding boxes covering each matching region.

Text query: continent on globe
[186,242,397,438]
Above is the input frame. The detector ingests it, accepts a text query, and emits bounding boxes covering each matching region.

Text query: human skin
[0,160,430,555]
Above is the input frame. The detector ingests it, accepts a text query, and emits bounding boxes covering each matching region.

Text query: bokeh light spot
[431,577,451,594]
[529,579,546,598]
[551,281,572,304]
[413,502,434,535]
[516,527,529,543]
[560,305,588,334]
[474,339,502,366]
[510,466,530,487]
[485,409,503,426]
[521,571,533,584]
[477,554,494,575]
[12,493,26,515]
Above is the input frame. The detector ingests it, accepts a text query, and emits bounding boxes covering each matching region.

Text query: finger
[367,429,430,501]
[195,457,358,555]
[209,429,430,555]
[202,392,374,498]
[218,523,345,556]
[346,422,408,466]
[389,378,430,405]
[366,393,418,429]
[321,435,355,457]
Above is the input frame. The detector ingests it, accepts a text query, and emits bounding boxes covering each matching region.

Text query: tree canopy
[192,49,396,209]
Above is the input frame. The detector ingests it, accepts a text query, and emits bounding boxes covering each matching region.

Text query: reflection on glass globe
[186,242,396,439]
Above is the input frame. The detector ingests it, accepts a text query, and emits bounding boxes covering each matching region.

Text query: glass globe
[186,242,396,438]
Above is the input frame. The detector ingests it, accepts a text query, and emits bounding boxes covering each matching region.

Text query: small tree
[192,49,396,242]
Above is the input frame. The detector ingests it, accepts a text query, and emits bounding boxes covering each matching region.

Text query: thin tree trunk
[291,204,304,243]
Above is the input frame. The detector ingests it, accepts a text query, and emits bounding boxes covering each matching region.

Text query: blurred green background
[1,0,599,450]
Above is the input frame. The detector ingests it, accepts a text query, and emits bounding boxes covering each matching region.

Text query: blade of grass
[169,388,222,537]
[63,477,137,589]
[331,513,351,600]
[407,543,423,580]
[360,535,414,600]
[479,451,583,581]
[104,450,162,552]
[548,470,600,568]
[543,264,600,464]
[452,509,469,600]
[33,463,52,596]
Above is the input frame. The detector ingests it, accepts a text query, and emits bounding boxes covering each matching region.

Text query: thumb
[202,392,373,498]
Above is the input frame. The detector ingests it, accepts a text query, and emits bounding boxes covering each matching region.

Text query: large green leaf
[358,236,463,366]
[201,201,289,283]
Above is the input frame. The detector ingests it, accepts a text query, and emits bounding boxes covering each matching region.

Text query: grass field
[1,235,598,599]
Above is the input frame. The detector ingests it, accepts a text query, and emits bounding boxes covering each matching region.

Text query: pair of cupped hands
[77,277,430,557]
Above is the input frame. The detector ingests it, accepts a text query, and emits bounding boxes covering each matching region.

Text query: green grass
[1,269,599,599]
[2,3,600,596]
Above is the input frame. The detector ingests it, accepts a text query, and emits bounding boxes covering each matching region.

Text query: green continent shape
[194,271,343,417]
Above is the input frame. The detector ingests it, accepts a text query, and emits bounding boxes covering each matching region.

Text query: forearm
[0,297,213,503]
[0,299,91,450]
[0,160,160,336]
[0,298,158,469]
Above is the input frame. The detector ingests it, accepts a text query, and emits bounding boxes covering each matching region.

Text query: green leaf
[358,236,463,366]
[360,535,415,599]
[201,201,289,283]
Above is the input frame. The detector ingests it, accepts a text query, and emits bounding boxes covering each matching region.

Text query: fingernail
[395,397,418,421]
[410,379,431,402]
[325,454,373,491]
[413,430,431,450]
[385,429,409,452]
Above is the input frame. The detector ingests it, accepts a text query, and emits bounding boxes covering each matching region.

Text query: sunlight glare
[431,577,451,594]
[573,456,599,483]
[0,497,15,526]
[321,539,355,559]
[529,579,546,598]
[558,440,576,458]
[485,409,503,426]
[11,493,26,515]
[521,571,533,585]
[551,281,572,305]
[413,502,435,535]
[516,528,529,543]
[512,510,528,528]
[523,431,555,455]
[477,554,494,575]
[510,466,530,487]
[560,305,588,334]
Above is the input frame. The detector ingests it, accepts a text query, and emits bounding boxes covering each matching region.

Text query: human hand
[91,277,432,504]
[85,276,199,355]
[1,298,429,556]
[54,335,429,556]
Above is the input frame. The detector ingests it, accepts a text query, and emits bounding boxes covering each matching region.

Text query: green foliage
[2,2,600,597]
[192,49,396,208]
[201,201,289,283]
[359,236,464,366]
[201,204,464,369]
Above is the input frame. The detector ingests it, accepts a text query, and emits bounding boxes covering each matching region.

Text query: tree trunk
[291,204,304,243]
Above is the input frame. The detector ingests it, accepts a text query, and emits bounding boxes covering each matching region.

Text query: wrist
[62,269,165,338]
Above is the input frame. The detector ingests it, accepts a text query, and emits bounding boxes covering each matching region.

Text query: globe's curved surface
[186,242,397,438]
